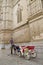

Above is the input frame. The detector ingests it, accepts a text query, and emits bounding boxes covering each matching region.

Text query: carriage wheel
[24,54,30,60]
[31,52,37,58]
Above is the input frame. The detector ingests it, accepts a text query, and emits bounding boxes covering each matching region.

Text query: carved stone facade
[27,0,43,41]
[13,0,43,42]
[12,0,29,42]
[0,0,13,44]
[0,0,43,44]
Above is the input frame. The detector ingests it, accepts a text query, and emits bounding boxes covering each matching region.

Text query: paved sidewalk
[0,49,43,65]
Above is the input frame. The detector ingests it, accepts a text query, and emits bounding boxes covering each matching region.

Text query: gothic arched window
[17,4,22,23]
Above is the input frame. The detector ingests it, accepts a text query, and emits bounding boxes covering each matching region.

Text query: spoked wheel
[24,53,30,60]
[31,51,37,58]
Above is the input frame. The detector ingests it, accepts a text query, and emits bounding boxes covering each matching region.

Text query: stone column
[1,0,13,49]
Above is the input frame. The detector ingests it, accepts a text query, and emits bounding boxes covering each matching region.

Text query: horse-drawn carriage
[17,46,37,60]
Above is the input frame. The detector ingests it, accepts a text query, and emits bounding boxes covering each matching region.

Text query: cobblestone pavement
[0,49,43,65]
